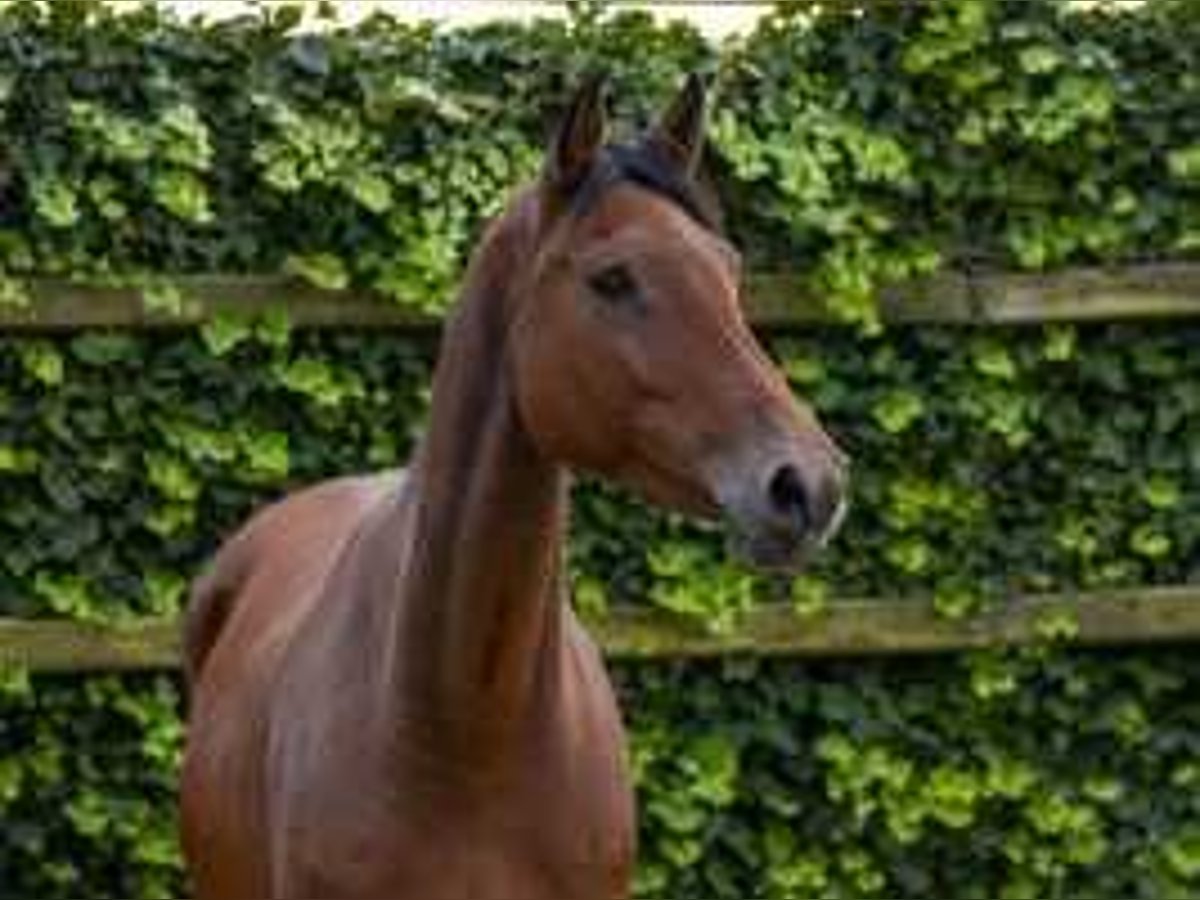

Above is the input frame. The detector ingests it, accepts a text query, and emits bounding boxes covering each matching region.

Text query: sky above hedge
[153,0,766,37]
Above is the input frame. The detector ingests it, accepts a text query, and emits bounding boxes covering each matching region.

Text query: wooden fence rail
[1,266,1195,671]
[2,263,1199,330]
[2,585,1198,672]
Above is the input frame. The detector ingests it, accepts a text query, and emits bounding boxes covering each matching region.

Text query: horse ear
[648,73,707,175]
[545,74,608,194]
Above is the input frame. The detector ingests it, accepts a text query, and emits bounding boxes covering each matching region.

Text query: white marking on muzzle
[816,495,849,549]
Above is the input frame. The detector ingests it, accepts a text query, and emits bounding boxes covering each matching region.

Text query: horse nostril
[766,463,810,532]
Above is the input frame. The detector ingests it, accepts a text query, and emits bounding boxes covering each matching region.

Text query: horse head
[508,75,848,571]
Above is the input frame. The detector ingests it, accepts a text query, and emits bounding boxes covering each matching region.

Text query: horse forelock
[567,141,723,234]
[460,140,722,322]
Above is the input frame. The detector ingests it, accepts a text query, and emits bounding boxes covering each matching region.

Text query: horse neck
[385,196,569,752]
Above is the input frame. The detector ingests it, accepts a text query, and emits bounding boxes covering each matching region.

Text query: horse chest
[270,737,634,899]
[263,647,634,899]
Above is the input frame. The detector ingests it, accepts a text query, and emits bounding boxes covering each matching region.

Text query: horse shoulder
[183,471,403,690]
[182,470,409,898]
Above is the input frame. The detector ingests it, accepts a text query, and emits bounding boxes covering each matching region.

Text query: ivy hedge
[0,1,1198,897]
[2,0,1198,322]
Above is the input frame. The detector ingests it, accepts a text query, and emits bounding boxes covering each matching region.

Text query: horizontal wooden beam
[2,585,1197,673]
[11,276,432,330]
[592,585,1200,659]
[1,263,1197,331]
[759,263,1200,325]
[0,617,179,673]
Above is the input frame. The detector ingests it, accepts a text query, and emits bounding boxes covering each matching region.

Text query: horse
[179,74,847,900]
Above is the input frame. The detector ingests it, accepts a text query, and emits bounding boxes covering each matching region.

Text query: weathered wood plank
[753,264,1200,325]
[971,263,1200,323]
[11,277,434,330]
[0,617,179,673]
[2,585,1197,672]
[1,263,1197,331]
[592,585,1200,658]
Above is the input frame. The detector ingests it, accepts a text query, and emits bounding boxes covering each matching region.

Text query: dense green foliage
[2,0,1197,321]
[0,322,1196,898]
[0,0,1198,897]
[2,324,1196,630]
[716,0,1200,324]
[4,650,1198,899]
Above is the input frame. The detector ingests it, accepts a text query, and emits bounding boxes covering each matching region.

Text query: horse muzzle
[712,444,848,573]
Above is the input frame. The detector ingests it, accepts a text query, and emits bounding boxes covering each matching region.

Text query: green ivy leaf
[151,170,213,224]
[972,340,1017,380]
[157,104,213,172]
[18,344,64,386]
[0,276,30,308]
[791,575,828,618]
[573,576,609,621]
[344,171,394,215]
[141,280,186,316]
[1033,606,1079,642]
[145,453,201,503]
[1167,144,1200,183]
[871,390,924,434]
[1141,476,1181,510]
[885,537,930,575]
[1042,325,1076,362]
[255,306,293,348]
[30,179,79,228]
[0,446,38,474]
[1018,45,1062,74]
[201,312,253,357]
[1129,525,1171,559]
[286,253,349,291]
[1162,827,1200,879]
[240,430,290,479]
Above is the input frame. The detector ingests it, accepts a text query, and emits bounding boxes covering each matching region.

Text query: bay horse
[180,75,847,900]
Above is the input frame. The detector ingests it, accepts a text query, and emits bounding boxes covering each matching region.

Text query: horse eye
[586,264,640,306]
